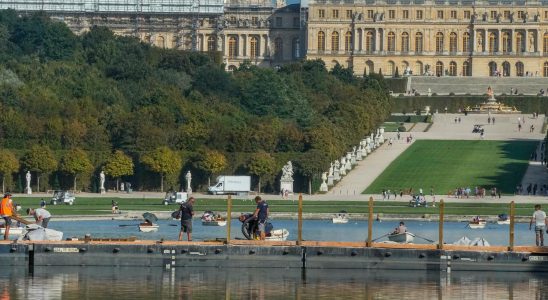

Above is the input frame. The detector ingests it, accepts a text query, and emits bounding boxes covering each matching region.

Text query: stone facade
[307,0,548,77]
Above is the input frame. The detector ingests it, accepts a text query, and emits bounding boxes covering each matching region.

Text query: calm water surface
[2,267,547,299]
[45,219,539,246]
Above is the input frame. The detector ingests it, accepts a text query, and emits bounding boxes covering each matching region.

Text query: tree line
[0,11,391,193]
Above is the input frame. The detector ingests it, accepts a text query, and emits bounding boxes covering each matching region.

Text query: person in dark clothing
[178,197,195,241]
[252,196,269,241]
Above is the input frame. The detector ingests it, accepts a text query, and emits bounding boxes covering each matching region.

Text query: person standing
[27,207,52,228]
[253,196,269,240]
[530,204,548,246]
[178,197,195,241]
[0,193,14,240]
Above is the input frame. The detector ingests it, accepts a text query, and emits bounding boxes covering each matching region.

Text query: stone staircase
[408,76,548,96]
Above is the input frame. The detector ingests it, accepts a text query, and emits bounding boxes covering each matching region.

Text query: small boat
[497,214,510,225]
[138,222,159,232]
[388,232,415,243]
[201,211,227,226]
[332,211,349,224]
[0,226,24,236]
[468,218,487,229]
[266,229,289,241]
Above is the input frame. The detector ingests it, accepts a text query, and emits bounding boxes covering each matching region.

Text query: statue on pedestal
[99,171,106,194]
[25,171,32,194]
[319,172,328,192]
[333,160,341,181]
[185,171,192,194]
[339,157,347,176]
[280,161,294,194]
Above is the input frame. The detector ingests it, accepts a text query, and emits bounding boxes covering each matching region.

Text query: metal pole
[367,196,373,247]
[438,200,445,250]
[509,201,515,251]
[226,195,232,244]
[297,193,303,245]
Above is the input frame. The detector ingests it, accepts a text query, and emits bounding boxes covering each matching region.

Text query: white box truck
[208,176,251,195]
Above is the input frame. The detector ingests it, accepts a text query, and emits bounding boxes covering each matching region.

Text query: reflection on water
[50,219,538,246]
[0,267,547,299]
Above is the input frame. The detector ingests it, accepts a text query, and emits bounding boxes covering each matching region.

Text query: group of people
[517,183,548,196]
[0,193,51,240]
[453,186,500,198]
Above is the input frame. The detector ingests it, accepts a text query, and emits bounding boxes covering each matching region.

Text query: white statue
[320,172,328,192]
[25,171,32,194]
[333,160,341,181]
[428,88,432,97]
[328,163,334,176]
[99,171,106,194]
[281,161,294,181]
[120,182,125,191]
[185,171,192,194]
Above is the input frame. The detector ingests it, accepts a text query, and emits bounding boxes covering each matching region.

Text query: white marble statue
[99,171,106,194]
[120,182,125,191]
[320,172,328,192]
[281,161,294,181]
[333,160,341,181]
[328,163,334,176]
[185,171,193,194]
[339,157,347,176]
[25,171,32,194]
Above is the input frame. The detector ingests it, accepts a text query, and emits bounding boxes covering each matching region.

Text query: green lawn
[11,197,536,217]
[364,140,537,195]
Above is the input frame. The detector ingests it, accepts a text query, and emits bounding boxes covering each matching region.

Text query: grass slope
[364,140,537,195]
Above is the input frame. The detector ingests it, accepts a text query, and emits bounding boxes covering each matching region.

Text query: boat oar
[371,232,391,242]
[414,234,435,243]
[118,224,138,227]
[168,224,179,227]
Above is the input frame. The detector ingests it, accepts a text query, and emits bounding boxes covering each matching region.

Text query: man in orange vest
[0,193,14,240]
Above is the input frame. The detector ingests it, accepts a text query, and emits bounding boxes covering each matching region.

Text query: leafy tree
[21,145,57,192]
[103,150,134,191]
[248,151,276,194]
[59,148,93,191]
[0,149,19,193]
[296,149,329,195]
[194,149,227,187]
[141,146,182,192]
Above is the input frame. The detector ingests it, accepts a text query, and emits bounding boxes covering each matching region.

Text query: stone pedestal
[25,187,32,195]
[356,148,363,161]
[339,166,346,176]
[100,188,106,195]
[327,175,334,186]
[351,152,357,165]
[280,180,294,194]
[334,169,340,181]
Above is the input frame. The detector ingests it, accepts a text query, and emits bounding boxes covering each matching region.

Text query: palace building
[1,0,548,77]
[307,0,548,77]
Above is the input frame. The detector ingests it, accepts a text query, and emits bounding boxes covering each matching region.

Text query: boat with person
[388,232,415,243]
[497,214,510,225]
[238,213,289,241]
[469,217,487,229]
[139,212,159,232]
[201,211,227,226]
[332,211,349,224]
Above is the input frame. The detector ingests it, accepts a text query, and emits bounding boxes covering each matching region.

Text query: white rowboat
[139,223,159,232]
[266,229,289,241]
[469,220,487,229]
[202,220,227,226]
[497,219,510,225]
[387,232,415,243]
[332,215,349,224]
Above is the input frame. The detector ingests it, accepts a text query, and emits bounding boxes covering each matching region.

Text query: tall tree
[21,145,57,192]
[248,151,276,194]
[103,150,134,191]
[140,146,182,192]
[0,149,19,193]
[296,149,328,195]
[59,148,93,191]
[194,149,227,187]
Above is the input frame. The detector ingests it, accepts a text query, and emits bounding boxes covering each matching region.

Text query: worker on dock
[27,207,52,228]
[178,197,195,241]
[530,204,548,246]
[0,193,14,240]
[253,196,269,241]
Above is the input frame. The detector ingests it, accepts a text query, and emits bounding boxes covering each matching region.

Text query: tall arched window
[401,32,409,52]
[516,61,524,76]
[365,31,373,53]
[449,61,457,76]
[488,61,497,76]
[318,31,325,51]
[250,37,259,58]
[502,61,510,77]
[435,32,444,53]
[516,32,523,53]
[345,31,352,52]
[449,32,457,53]
[488,32,496,53]
[274,37,283,60]
[544,62,548,77]
[331,31,340,51]
[415,61,423,75]
[387,32,395,52]
[156,36,166,49]
[415,32,423,53]
[544,33,548,54]
[462,32,470,52]
[462,61,470,76]
[502,32,510,53]
[207,36,216,51]
[228,36,238,58]
[387,61,395,75]
[436,61,444,76]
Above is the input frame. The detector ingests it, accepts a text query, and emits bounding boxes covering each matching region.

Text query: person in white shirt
[529,204,548,246]
[27,208,52,228]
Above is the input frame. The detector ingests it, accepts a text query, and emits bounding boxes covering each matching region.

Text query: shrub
[398,126,407,132]
[449,92,455,96]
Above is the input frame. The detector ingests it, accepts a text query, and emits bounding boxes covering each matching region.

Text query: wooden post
[226,195,232,244]
[297,193,303,245]
[509,201,515,251]
[438,200,445,250]
[367,196,373,247]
